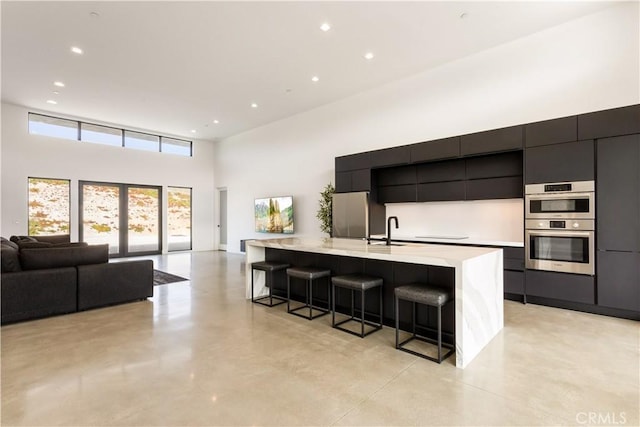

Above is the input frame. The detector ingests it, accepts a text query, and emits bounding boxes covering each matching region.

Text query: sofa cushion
[20,244,109,270]
[31,235,71,244]
[10,235,37,244]
[1,247,22,272]
[17,241,53,249]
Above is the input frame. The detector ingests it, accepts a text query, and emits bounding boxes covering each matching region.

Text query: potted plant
[316,183,335,236]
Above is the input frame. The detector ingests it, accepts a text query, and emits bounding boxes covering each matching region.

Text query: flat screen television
[255,196,294,234]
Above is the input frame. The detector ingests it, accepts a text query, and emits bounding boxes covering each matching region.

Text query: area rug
[153,270,189,286]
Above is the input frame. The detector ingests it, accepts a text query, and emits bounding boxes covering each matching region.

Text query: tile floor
[1,250,638,426]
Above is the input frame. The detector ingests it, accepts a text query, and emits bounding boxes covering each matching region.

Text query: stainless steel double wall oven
[525,181,595,275]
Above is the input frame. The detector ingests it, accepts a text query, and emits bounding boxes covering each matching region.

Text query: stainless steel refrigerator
[332,192,386,239]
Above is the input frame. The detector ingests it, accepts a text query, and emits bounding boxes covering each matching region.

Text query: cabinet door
[465,152,522,180]
[370,146,410,168]
[377,185,416,203]
[417,181,465,202]
[376,165,416,186]
[335,152,371,172]
[597,251,640,312]
[466,176,523,200]
[461,125,523,156]
[596,134,640,252]
[351,169,371,192]
[524,139,594,184]
[578,104,640,140]
[416,159,465,183]
[410,137,460,163]
[335,171,351,193]
[525,116,577,148]
[504,270,524,295]
[525,270,595,304]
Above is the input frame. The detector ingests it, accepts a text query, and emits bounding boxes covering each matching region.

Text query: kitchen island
[245,237,503,368]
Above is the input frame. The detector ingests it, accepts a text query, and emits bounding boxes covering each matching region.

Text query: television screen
[255,196,294,234]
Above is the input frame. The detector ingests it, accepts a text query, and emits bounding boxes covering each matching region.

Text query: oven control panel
[525,219,594,231]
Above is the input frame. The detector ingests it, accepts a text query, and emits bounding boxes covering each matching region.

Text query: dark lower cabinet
[504,247,525,297]
[597,251,640,312]
[525,270,595,304]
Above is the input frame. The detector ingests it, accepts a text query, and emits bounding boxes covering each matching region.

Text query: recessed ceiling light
[46,100,57,105]
[460,12,468,19]
[71,46,84,55]
[251,103,258,109]
[364,52,375,60]
[54,81,65,87]
[53,91,60,95]
[90,11,100,18]
[190,129,197,133]
[213,120,219,124]
[320,23,331,32]
[311,76,319,83]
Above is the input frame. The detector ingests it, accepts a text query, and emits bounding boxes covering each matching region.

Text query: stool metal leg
[395,295,400,349]
[361,288,365,337]
[379,285,383,329]
[331,282,336,327]
[287,275,291,313]
[412,301,416,338]
[251,268,255,302]
[308,279,313,320]
[437,305,442,362]
[268,271,273,306]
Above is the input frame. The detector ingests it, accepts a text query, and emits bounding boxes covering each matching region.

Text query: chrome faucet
[386,216,399,246]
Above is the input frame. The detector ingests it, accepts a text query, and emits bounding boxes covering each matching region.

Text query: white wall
[1,103,216,251]
[215,3,639,253]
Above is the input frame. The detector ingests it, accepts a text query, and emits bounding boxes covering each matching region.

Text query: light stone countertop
[369,235,524,248]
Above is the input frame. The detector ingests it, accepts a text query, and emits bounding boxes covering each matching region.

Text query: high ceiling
[1,1,619,141]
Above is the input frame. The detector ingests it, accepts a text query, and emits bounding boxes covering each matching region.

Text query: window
[124,131,160,152]
[27,112,192,156]
[167,187,192,251]
[161,137,192,157]
[81,123,123,147]
[28,113,78,141]
[28,177,70,235]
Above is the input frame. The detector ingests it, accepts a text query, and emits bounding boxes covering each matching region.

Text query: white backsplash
[385,199,524,243]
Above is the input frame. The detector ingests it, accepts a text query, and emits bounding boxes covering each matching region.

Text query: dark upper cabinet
[465,151,522,180]
[597,251,640,312]
[335,152,371,172]
[460,125,524,156]
[409,137,460,163]
[335,171,351,193]
[370,146,410,168]
[596,134,640,252]
[578,104,640,140]
[525,116,577,148]
[417,181,465,202]
[377,184,416,203]
[376,165,416,186]
[416,159,465,183]
[466,176,523,200]
[524,139,594,184]
[351,169,372,192]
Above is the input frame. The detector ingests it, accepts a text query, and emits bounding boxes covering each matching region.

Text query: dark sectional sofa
[1,235,153,324]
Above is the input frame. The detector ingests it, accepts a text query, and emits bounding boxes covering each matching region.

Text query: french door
[79,181,162,257]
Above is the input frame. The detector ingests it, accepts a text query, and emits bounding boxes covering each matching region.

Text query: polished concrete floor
[1,250,638,426]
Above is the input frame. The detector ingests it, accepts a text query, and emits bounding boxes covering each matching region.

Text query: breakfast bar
[245,237,503,368]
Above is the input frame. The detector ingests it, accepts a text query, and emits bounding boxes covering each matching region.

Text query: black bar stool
[251,261,290,307]
[331,274,383,338]
[286,267,331,320]
[394,284,455,364]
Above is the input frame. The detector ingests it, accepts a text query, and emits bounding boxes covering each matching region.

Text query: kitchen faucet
[386,216,399,246]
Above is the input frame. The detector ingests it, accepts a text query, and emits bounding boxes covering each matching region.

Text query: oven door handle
[526,192,593,201]
[526,230,594,237]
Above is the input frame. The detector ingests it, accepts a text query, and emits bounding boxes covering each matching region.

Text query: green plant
[316,183,335,236]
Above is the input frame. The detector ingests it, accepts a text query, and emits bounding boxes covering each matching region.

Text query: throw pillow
[17,241,53,249]
[9,235,37,244]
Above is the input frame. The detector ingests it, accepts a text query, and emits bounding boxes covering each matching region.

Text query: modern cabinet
[503,247,525,297]
[415,159,465,202]
[578,104,640,140]
[525,116,577,148]
[376,165,417,203]
[465,152,523,200]
[461,125,523,156]
[596,134,640,313]
[597,252,640,312]
[524,139,594,184]
[335,153,371,193]
[525,270,595,304]
[409,137,460,163]
[370,146,410,168]
[596,134,640,252]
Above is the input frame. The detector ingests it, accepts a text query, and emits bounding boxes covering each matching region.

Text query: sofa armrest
[77,260,153,310]
[1,268,77,324]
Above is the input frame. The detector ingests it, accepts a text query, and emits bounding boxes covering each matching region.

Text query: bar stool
[251,261,290,307]
[286,267,331,320]
[394,284,455,364]
[331,274,383,338]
